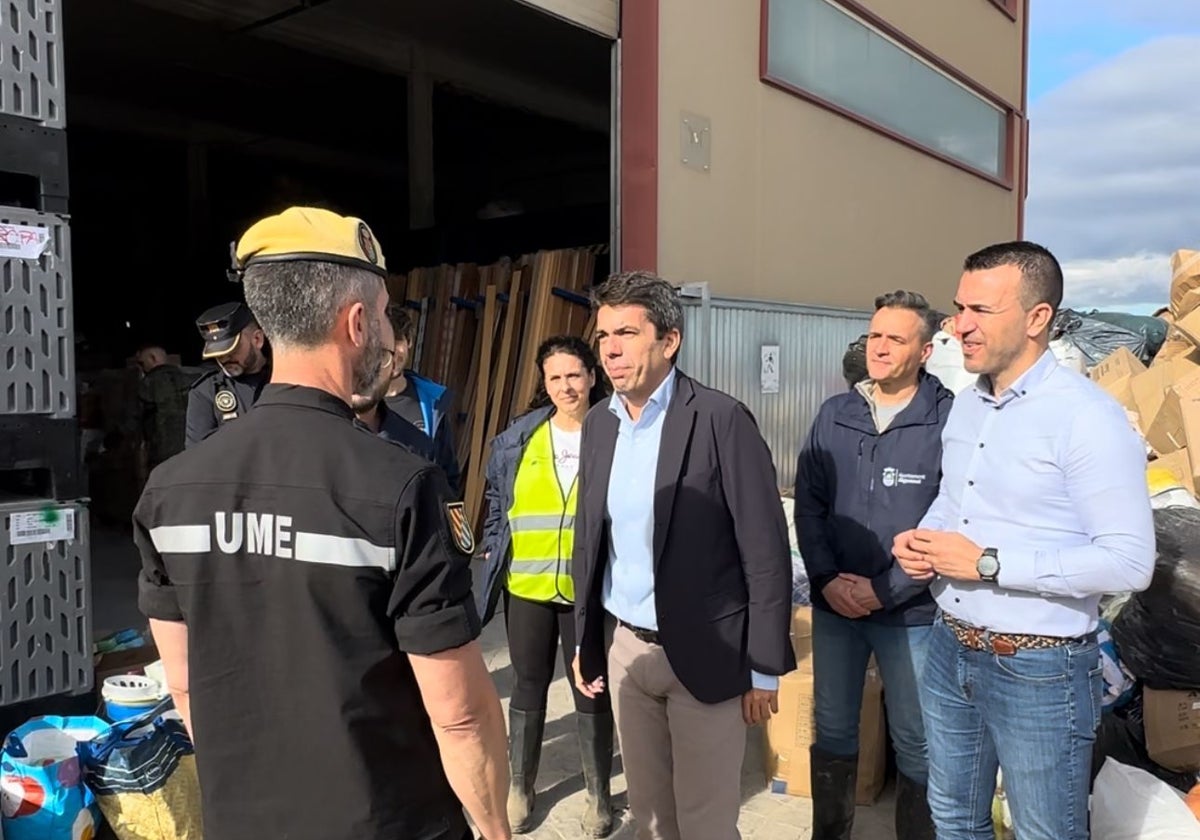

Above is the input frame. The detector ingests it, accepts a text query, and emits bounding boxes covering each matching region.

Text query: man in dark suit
[571,271,795,840]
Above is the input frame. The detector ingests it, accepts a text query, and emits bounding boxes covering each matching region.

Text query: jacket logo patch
[445,502,476,555]
[882,467,926,487]
[214,390,237,413]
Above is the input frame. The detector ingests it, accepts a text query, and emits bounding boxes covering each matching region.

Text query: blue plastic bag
[0,715,109,840]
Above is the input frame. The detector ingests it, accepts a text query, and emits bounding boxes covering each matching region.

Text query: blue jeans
[921,617,1102,840]
[812,608,932,784]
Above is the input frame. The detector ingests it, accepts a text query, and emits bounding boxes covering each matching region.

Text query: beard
[350,359,391,414]
[351,313,388,397]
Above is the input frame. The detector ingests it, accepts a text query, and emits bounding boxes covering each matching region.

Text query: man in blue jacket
[383,302,462,495]
[794,290,952,840]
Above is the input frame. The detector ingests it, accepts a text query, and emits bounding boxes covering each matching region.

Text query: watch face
[978,553,1000,578]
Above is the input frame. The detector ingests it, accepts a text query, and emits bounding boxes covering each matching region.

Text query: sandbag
[1053,309,1149,366]
[1110,506,1200,689]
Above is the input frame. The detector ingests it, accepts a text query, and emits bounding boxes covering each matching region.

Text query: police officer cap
[195,301,254,360]
[228,206,387,282]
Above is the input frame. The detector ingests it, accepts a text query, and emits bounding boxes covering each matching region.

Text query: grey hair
[874,289,935,343]
[242,261,383,350]
[591,271,685,342]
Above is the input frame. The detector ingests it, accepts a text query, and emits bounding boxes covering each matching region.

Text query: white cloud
[1026,36,1200,308]
[1060,253,1171,312]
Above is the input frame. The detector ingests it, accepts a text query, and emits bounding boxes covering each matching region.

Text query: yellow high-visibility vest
[506,421,577,603]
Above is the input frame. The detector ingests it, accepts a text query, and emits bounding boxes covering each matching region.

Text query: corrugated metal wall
[678,296,869,487]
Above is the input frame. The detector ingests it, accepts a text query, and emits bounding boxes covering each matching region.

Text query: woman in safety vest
[480,335,614,837]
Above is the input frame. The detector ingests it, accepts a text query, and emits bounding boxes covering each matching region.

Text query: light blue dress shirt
[602,366,777,691]
[922,349,1155,636]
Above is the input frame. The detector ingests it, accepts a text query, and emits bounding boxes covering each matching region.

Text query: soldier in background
[185,301,271,447]
[134,345,192,471]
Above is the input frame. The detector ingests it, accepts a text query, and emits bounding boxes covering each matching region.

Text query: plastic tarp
[1053,309,1156,367]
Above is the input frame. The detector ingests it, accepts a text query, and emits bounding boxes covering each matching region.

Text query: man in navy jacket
[794,290,952,840]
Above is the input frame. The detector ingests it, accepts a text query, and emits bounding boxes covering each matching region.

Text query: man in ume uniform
[132,206,511,840]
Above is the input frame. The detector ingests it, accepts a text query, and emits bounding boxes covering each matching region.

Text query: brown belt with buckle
[617,619,661,646]
[943,614,1080,656]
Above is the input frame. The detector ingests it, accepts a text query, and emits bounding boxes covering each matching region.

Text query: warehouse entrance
[54,0,619,598]
[62,0,615,368]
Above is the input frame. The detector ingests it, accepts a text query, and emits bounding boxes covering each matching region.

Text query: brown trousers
[606,619,746,840]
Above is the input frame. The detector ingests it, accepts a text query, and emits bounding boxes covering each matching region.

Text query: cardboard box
[1143,687,1200,773]
[1090,347,1146,412]
[1171,249,1200,318]
[791,606,813,673]
[1129,358,1200,451]
[1149,448,1196,497]
[763,667,886,805]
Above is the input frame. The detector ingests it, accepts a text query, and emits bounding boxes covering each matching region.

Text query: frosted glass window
[765,0,1008,179]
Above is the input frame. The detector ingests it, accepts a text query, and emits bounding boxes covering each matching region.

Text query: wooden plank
[456,262,509,470]
[464,285,498,529]
[481,270,524,481]
[493,266,529,431]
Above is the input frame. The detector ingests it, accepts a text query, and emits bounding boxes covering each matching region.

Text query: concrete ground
[87,525,899,838]
[476,568,899,840]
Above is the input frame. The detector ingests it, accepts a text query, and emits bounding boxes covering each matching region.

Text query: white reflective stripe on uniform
[293,532,396,572]
[149,525,212,554]
[510,514,574,532]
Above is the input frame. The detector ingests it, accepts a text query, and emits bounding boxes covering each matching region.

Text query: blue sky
[1024,1,1200,313]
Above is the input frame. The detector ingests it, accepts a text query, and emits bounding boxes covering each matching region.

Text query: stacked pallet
[388,247,602,533]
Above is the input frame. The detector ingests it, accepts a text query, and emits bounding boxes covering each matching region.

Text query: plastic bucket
[101,675,162,722]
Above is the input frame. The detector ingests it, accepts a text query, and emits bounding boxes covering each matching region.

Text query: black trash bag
[842,334,868,389]
[1110,507,1200,690]
[1091,698,1198,793]
[1052,308,1150,366]
[1086,311,1168,361]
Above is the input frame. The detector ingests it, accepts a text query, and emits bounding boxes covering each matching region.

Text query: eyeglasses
[380,348,395,369]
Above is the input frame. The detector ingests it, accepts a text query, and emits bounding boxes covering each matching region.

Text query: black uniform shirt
[184,367,271,448]
[134,384,480,840]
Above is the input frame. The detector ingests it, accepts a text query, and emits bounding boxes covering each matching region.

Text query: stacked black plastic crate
[0,0,93,709]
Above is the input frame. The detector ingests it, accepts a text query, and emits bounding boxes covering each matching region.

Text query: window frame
[759,0,1019,189]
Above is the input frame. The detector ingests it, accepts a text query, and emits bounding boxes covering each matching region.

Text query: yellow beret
[230,206,387,279]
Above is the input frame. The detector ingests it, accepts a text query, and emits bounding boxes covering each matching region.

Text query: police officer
[133,206,511,840]
[184,301,271,447]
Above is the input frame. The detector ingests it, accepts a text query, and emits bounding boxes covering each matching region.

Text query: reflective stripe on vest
[506,421,577,604]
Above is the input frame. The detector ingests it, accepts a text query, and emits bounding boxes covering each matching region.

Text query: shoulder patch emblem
[214,390,238,413]
[444,501,476,555]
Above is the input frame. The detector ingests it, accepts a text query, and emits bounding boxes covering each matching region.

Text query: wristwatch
[976,548,1000,583]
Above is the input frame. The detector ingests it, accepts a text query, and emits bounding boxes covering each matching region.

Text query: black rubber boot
[507,708,546,834]
[811,745,858,840]
[576,711,615,837]
[895,772,936,840]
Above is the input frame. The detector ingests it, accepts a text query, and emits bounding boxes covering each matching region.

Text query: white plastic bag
[1091,757,1200,840]
[1050,337,1087,373]
[925,331,977,394]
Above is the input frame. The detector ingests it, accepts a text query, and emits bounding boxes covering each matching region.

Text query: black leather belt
[617,619,661,646]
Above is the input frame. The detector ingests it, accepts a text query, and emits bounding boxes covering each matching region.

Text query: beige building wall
[655,0,1026,313]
